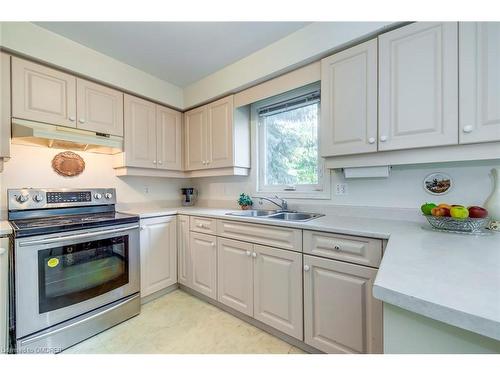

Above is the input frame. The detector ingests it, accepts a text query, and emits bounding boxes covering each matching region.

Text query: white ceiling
[34,22,310,87]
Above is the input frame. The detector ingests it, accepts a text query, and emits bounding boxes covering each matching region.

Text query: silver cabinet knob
[105,193,113,200]
[79,118,86,124]
[69,116,76,121]
[17,194,29,203]
[380,135,388,142]
[140,225,146,231]
[304,265,310,272]
[153,160,157,164]
[33,194,44,202]
[252,252,257,258]
[246,251,251,257]
[334,245,341,251]
[94,193,102,199]
[158,160,163,164]
[368,137,375,144]
[463,125,473,133]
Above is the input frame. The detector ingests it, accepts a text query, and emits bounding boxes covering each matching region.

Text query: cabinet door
[177,215,191,288]
[459,22,500,144]
[253,245,303,340]
[1,53,10,159]
[320,39,378,156]
[190,232,217,299]
[304,255,382,354]
[124,94,157,168]
[185,106,207,170]
[217,238,253,316]
[157,105,183,170]
[12,57,77,128]
[140,216,177,298]
[207,95,234,168]
[76,78,124,136]
[378,22,458,151]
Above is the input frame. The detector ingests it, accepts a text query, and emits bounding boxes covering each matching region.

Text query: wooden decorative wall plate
[52,151,85,177]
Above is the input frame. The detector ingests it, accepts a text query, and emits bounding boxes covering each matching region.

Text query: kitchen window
[254,82,329,198]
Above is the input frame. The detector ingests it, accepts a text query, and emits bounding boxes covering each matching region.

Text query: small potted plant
[237,193,253,210]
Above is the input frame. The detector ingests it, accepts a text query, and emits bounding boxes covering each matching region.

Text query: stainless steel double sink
[226,210,324,222]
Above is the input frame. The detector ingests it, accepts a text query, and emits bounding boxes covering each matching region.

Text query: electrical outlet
[335,183,348,195]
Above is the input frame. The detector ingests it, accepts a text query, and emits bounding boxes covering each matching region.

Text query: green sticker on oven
[47,258,59,268]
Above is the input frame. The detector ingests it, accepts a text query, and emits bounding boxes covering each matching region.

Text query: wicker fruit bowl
[424,215,490,232]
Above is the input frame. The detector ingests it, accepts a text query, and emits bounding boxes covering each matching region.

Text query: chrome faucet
[252,195,288,211]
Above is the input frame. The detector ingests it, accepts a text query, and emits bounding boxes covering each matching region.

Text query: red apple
[468,206,488,218]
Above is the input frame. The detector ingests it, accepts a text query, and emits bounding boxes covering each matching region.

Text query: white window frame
[252,82,331,200]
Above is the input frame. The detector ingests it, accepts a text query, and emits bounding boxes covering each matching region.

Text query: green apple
[450,206,469,219]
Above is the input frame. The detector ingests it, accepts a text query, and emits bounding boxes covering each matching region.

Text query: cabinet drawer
[303,230,382,268]
[190,216,217,234]
[217,220,302,252]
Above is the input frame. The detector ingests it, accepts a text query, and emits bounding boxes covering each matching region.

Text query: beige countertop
[119,204,500,341]
[0,220,12,236]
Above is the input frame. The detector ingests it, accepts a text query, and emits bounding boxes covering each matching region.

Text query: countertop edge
[372,284,500,341]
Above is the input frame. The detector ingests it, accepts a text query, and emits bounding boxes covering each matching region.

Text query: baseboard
[178,284,323,354]
[141,284,179,305]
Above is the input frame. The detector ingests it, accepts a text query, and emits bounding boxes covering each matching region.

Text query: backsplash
[191,160,500,214]
[0,144,190,218]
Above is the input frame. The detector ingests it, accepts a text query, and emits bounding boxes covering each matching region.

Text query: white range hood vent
[11,118,124,155]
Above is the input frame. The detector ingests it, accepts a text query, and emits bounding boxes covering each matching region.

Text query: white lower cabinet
[190,232,218,299]
[253,245,303,340]
[217,238,254,315]
[303,255,382,353]
[177,215,191,288]
[140,216,177,298]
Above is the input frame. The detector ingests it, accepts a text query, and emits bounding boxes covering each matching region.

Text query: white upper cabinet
[76,78,124,136]
[1,53,11,160]
[157,105,183,170]
[185,105,207,170]
[378,22,458,151]
[122,94,183,171]
[123,94,157,168]
[12,57,77,128]
[321,39,378,156]
[140,216,177,298]
[184,95,249,174]
[459,22,500,144]
[207,95,234,168]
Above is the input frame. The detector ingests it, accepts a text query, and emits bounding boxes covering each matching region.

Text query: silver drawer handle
[19,225,139,246]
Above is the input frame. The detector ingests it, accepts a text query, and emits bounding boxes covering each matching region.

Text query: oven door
[14,223,140,339]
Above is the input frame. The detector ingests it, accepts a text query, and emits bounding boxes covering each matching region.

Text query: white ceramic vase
[484,167,500,231]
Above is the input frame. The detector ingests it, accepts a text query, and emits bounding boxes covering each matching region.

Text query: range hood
[11,118,123,155]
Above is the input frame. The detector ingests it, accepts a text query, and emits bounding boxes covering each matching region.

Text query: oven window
[38,235,129,313]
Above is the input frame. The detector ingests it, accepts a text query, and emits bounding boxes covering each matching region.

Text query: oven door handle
[18,225,139,247]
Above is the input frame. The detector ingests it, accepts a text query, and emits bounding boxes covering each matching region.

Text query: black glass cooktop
[10,212,139,238]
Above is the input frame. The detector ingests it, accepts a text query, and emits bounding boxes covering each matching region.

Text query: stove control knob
[105,193,113,200]
[33,194,44,202]
[94,193,103,200]
[17,194,29,203]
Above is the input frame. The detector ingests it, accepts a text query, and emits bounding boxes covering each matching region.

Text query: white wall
[0,22,184,109]
[192,160,500,211]
[183,22,394,108]
[0,145,189,218]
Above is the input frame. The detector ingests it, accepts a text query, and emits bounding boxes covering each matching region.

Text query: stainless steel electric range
[7,188,140,354]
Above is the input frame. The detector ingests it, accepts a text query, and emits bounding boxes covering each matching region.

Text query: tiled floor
[64,289,306,354]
